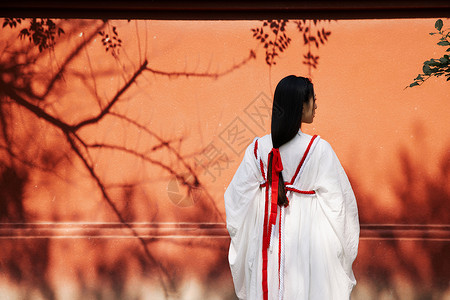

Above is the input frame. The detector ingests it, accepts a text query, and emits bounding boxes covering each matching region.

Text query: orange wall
[0,18,449,299]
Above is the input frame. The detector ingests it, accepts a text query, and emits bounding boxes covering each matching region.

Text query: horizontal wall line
[0,223,449,241]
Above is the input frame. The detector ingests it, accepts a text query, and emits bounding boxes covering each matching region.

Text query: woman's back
[225,132,359,299]
[224,75,359,300]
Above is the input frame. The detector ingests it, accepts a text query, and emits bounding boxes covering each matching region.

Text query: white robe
[225,130,359,300]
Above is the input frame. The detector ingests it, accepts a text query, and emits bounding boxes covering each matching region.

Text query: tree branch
[40,21,107,99]
[145,50,256,79]
[87,142,224,221]
[109,112,199,184]
[65,132,174,297]
[87,143,197,187]
[2,84,73,132]
[72,60,148,131]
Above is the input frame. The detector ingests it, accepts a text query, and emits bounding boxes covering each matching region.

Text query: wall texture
[0,18,449,299]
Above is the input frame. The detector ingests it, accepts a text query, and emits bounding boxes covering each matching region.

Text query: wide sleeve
[313,141,360,282]
[224,138,264,299]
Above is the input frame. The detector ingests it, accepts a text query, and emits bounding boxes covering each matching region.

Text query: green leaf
[423,64,432,75]
[435,19,443,31]
[429,32,437,35]
[440,57,449,64]
[437,41,450,46]
[427,60,440,66]
[409,82,419,87]
[414,74,423,81]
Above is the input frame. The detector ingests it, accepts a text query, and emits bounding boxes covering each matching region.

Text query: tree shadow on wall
[393,145,449,224]
[0,173,231,299]
[0,165,55,300]
[0,166,27,222]
[0,17,259,299]
[351,141,450,299]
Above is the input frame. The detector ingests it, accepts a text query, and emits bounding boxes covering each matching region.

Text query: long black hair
[269,75,314,206]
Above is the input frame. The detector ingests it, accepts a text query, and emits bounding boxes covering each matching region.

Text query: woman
[224,76,359,300]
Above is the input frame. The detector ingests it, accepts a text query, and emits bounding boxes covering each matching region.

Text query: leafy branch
[407,19,450,88]
[99,25,122,58]
[296,20,332,70]
[251,20,290,66]
[251,19,332,69]
[3,18,65,52]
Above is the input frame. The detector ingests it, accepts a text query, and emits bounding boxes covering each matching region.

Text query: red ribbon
[271,148,284,174]
[268,148,283,245]
[260,136,318,300]
[262,148,284,300]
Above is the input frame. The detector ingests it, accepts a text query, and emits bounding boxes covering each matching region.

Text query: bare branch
[72,60,148,131]
[87,142,224,221]
[145,50,256,79]
[2,84,73,132]
[109,112,198,183]
[87,143,197,187]
[65,133,174,297]
[40,21,107,99]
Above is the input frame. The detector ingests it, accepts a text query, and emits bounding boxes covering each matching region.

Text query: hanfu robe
[224,130,359,300]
